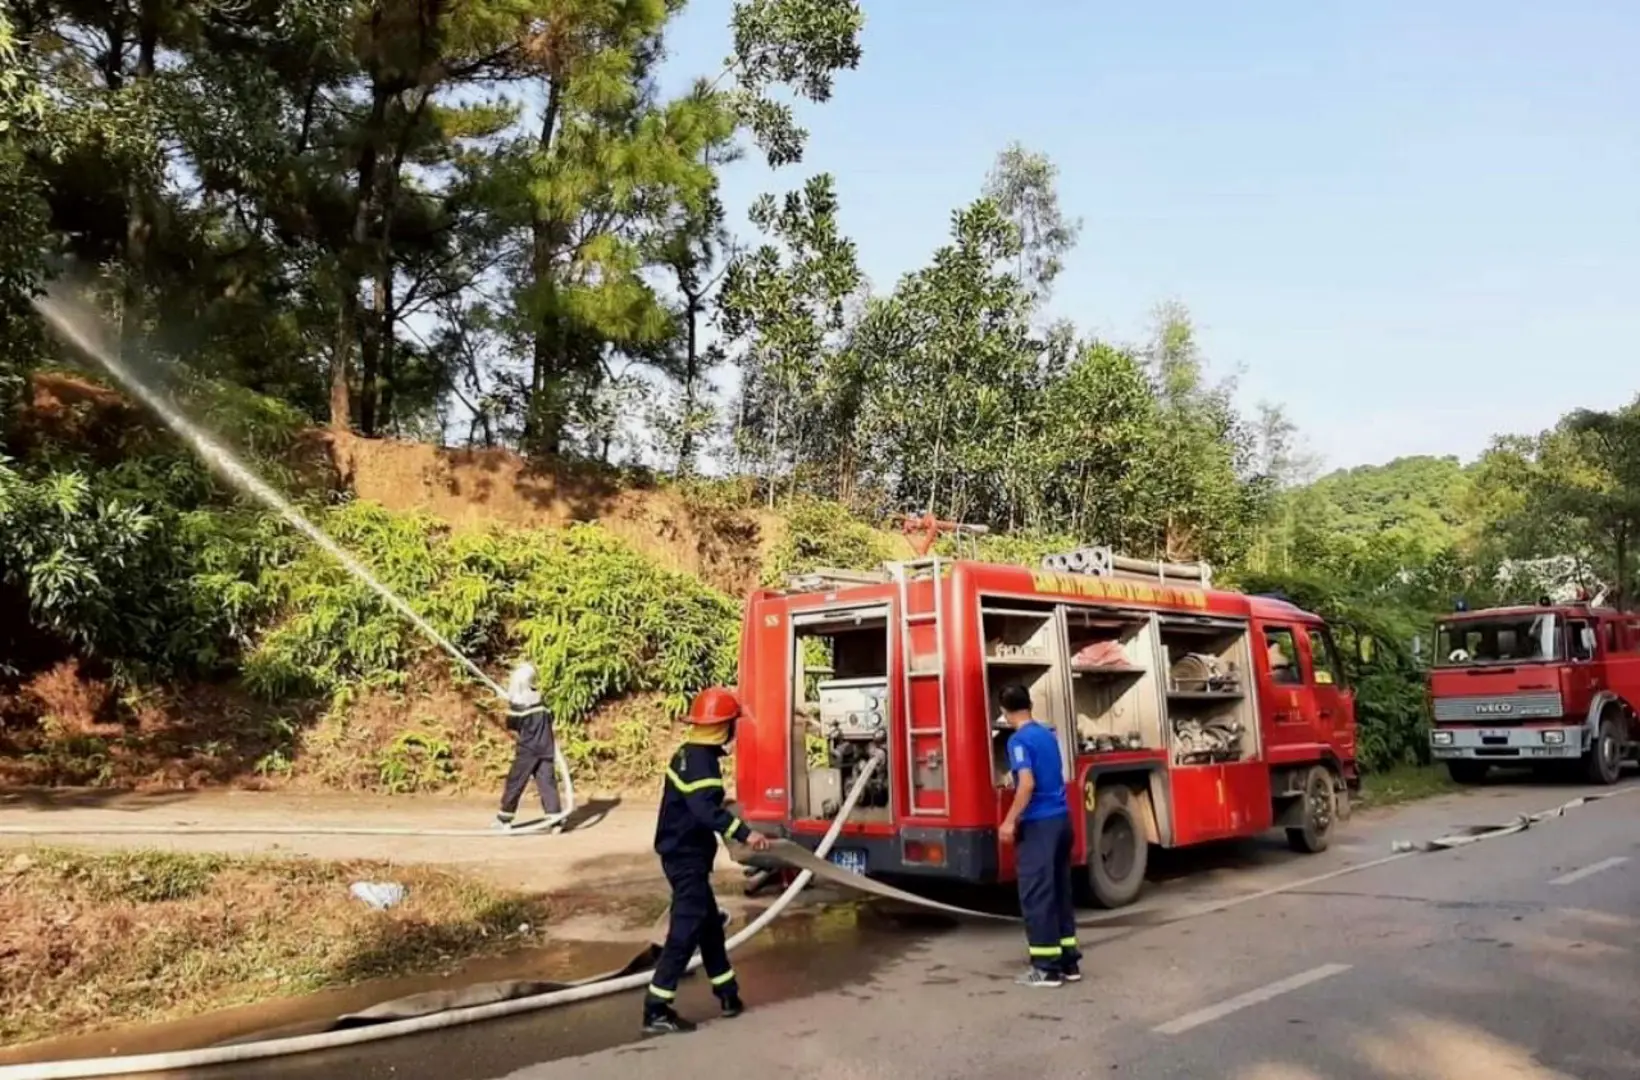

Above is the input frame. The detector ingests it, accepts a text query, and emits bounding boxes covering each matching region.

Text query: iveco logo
[1475,703,1514,715]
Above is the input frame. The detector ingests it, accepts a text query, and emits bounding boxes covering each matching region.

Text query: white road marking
[1152,963,1352,1036]
[1548,855,1628,886]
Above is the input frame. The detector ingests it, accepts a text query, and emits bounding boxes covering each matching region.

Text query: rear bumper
[747,823,1000,884]
[1430,724,1585,761]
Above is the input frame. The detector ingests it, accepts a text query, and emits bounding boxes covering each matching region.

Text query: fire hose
[1,768,1635,1079]
[0,752,890,1080]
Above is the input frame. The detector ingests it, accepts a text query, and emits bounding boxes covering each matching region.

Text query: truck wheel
[1584,717,1622,786]
[1286,765,1335,854]
[1087,787,1148,909]
[1446,761,1489,785]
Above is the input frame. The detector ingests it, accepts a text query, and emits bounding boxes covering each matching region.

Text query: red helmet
[685,687,741,726]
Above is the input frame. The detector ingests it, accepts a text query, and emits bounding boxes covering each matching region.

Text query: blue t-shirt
[1007,720,1069,822]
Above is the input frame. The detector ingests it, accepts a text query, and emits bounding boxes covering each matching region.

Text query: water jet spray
[30,287,508,700]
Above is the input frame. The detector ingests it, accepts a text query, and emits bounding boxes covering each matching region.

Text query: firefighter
[494,663,562,829]
[643,686,771,1035]
[996,683,1080,988]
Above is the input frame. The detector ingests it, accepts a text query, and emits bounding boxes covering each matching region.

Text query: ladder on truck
[890,557,950,816]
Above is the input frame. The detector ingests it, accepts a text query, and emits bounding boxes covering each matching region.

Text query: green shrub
[5,437,741,766]
[241,506,740,729]
[960,530,1080,567]
[763,499,891,584]
[376,730,457,793]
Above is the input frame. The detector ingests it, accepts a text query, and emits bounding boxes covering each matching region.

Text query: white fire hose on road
[2,768,1635,1079]
[0,753,890,1080]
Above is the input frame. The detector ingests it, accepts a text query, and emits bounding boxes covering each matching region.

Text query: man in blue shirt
[998,683,1080,987]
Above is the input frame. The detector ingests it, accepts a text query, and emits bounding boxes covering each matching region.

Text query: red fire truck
[1428,600,1640,785]
[731,549,1360,908]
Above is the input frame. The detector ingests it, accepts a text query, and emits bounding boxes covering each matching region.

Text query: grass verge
[1357,763,1458,809]
[0,848,645,1048]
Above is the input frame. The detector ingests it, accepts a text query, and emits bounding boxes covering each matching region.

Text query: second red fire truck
[730,548,1360,908]
[1428,600,1640,785]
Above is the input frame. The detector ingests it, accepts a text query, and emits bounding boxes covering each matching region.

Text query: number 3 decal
[1083,777,1097,811]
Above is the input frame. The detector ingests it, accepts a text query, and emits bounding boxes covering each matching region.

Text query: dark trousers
[645,857,737,1012]
[1016,813,1080,972]
[498,750,561,817]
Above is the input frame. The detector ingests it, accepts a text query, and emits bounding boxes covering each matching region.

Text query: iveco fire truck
[731,548,1359,909]
[1428,601,1640,784]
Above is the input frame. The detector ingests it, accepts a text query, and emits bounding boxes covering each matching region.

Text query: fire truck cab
[732,550,1360,909]
[1428,601,1640,785]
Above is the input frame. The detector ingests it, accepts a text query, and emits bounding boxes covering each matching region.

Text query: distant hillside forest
[2,2,1639,790]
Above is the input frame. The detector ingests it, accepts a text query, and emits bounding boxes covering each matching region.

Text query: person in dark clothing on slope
[494,663,562,830]
[997,683,1081,987]
[642,686,771,1035]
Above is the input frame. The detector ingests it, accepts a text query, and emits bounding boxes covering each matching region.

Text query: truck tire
[1087,787,1148,909]
[1286,765,1335,854]
[1584,716,1622,786]
[1446,761,1489,785]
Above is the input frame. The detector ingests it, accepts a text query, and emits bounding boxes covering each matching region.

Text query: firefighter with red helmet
[642,686,771,1035]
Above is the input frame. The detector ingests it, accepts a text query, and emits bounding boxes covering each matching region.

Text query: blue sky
[659,1,1640,472]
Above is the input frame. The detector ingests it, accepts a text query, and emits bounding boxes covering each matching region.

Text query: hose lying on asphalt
[1389,784,1636,852]
[2,775,1633,1080]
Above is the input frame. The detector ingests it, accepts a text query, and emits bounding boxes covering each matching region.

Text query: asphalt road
[181,777,1639,1080]
[515,777,1640,1080]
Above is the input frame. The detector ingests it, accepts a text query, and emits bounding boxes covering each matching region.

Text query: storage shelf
[1166,689,1245,701]
[1072,664,1146,677]
[985,655,1054,667]
[1081,742,1154,756]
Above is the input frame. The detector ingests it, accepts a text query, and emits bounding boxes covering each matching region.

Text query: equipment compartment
[980,605,1072,784]
[1065,609,1163,753]
[1157,617,1259,765]
[791,608,892,822]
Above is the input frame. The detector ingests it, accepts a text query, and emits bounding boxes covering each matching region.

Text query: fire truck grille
[1432,692,1565,723]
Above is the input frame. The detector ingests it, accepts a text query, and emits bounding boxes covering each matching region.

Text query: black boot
[719,992,744,1019]
[641,1004,696,1036]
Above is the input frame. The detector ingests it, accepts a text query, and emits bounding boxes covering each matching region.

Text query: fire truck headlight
[1541,729,1565,746]
[1431,730,1454,746]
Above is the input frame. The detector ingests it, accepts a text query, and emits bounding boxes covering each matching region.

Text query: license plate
[828,849,867,876]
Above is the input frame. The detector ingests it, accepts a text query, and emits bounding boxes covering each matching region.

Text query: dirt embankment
[0,659,311,790]
[0,655,690,796]
[20,371,777,596]
[321,432,774,597]
[6,374,783,794]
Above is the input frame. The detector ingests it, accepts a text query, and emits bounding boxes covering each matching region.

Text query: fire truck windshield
[1435,613,1562,667]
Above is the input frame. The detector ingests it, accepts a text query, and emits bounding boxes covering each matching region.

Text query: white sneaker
[1016,967,1063,988]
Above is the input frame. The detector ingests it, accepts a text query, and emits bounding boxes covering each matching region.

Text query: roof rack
[782,567,893,593]
[1041,545,1213,588]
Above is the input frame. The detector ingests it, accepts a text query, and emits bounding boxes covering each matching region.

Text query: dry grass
[0,848,580,1047]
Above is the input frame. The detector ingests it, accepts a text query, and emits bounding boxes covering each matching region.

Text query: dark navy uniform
[498,701,560,822]
[645,741,752,1019]
[1007,719,1081,983]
